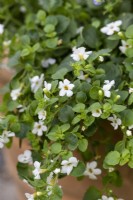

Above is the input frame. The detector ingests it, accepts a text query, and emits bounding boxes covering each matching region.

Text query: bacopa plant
[0,0,133,199]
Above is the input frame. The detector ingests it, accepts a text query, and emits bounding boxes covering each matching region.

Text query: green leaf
[83,26,101,49]
[125,48,133,58]
[119,149,130,166]
[102,171,122,187]
[45,37,58,48]
[44,24,55,33]
[45,15,58,26]
[21,48,31,57]
[112,104,126,112]
[125,24,133,38]
[120,109,133,126]
[115,141,125,153]
[51,143,62,154]
[104,151,121,166]
[76,91,87,103]
[60,123,70,132]
[56,15,70,34]
[58,105,74,123]
[89,86,100,100]
[65,133,78,150]
[83,186,101,200]
[73,103,85,113]
[128,93,133,105]
[52,68,68,80]
[71,161,85,177]
[36,10,46,25]
[78,139,88,152]
[39,0,63,12]
[88,102,101,112]
[72,115,81,125]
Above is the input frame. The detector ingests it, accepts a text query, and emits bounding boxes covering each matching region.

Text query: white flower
[92,109,102,117]
[61,157,79,175]
[98,195,114,200]
[32,121,47,136]
[76,26,84,34]
[102,80,115,98]
[84,161,102,180]
[93,0,105,6]
[129,124,133,129]
[0,130,15,149]
[47,172,54,184]
[18,150,33,164]
[0,24,4,34]
[100,20,122,35]
[44,81,52,92]
[20,6,26,13]
[77,71,91,83]
[41,58,56,68]
[129,87,133,94]
[17,104,26,112]
[25,193,34,200]
[126,130,132,136]
[54,168,61,174]
[119,40,131,54]
[108,114,122,130]
[38,110,47,120]
[33,161,41,179]
[59,79,74,97]
[10,88,21,101]
[43,81,52,100]
[46,185,53,196]
[70,46,92,61]
[30,74,44,93]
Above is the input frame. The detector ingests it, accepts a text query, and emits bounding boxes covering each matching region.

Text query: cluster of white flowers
[70,46,92,61]
[32,121,47,136]
[102,80,115,98]
[30,74,44,93]
[61,156,79,175]
[84,161,102,179]
[41,58,56,68]
[100,20,122,35]
[59,79,75,97]
[108,114,122,130]
[18,150,33,164]
[10,87,21,101]
[0,24,4,34]
[0,130,15,149]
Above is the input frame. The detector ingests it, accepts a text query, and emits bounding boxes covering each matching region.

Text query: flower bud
[118,31,125,39]
[98,56,104,62]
